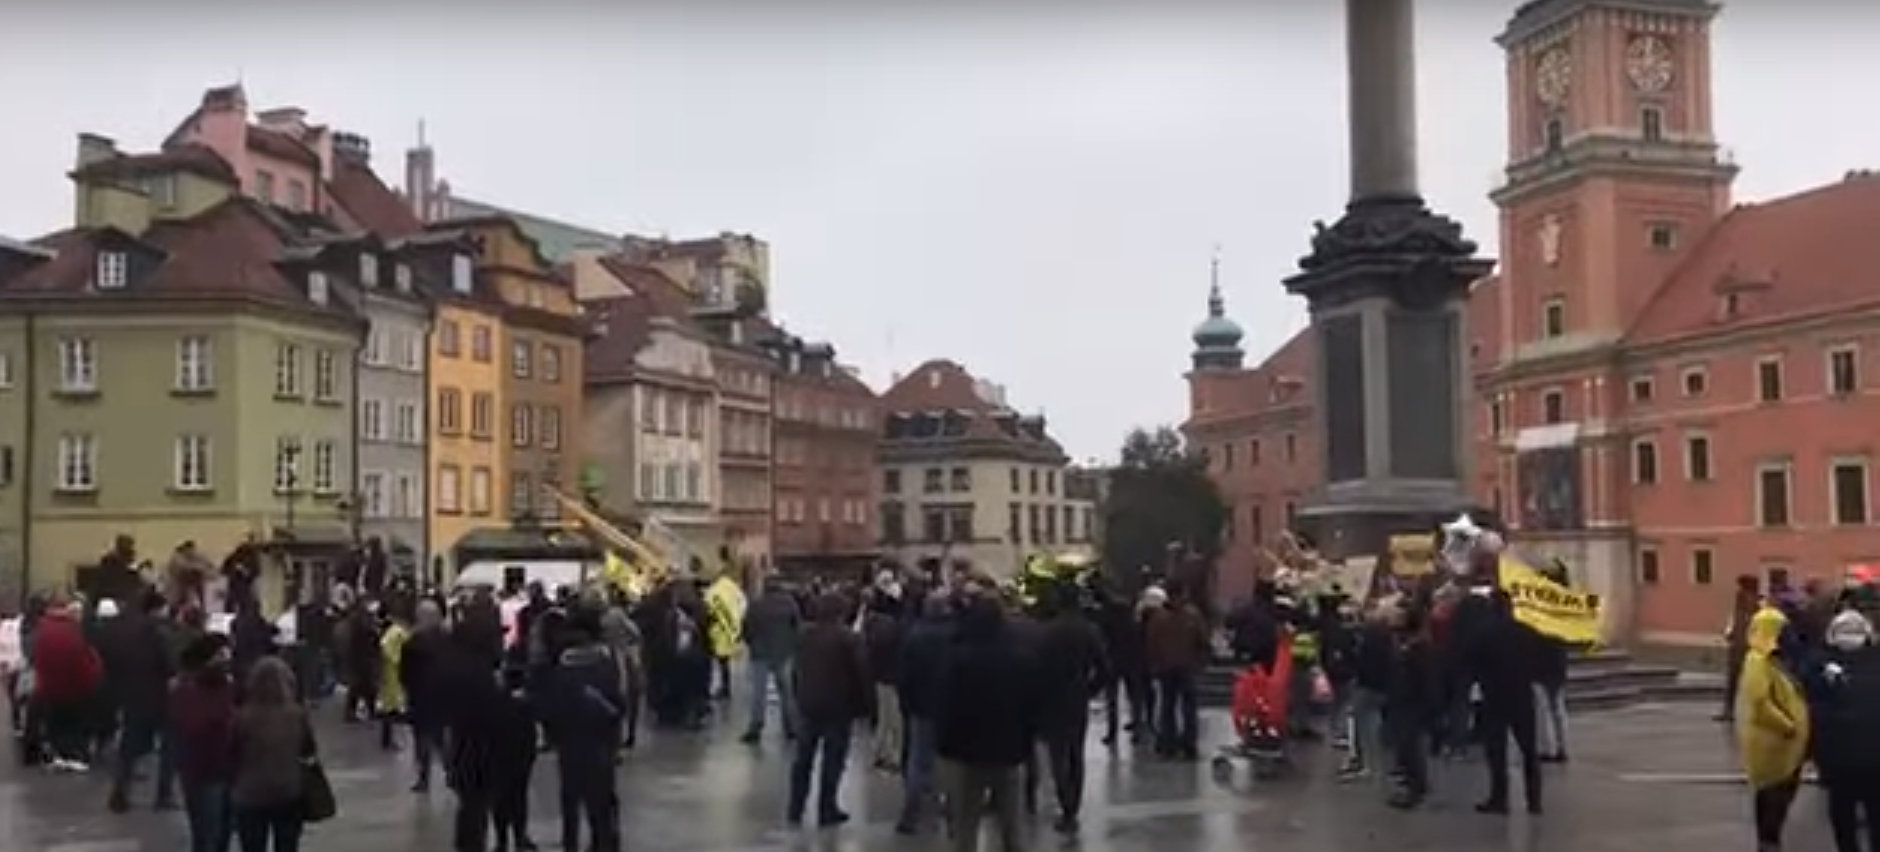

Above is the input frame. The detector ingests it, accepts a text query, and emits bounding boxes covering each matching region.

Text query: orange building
[1189,0,1880,647]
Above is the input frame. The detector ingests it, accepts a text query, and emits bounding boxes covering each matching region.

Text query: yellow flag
[1498,555,1601,645]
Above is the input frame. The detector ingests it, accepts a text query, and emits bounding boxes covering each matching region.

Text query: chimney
[333,132,371,167]
[76,133,119,169]
[255,106,307,131]
[406,144,435,222]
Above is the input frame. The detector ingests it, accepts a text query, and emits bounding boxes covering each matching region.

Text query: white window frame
[273,437,301,494]
[438,465,462,513]
[542,345,561,383]
[1755,460,1794,528]
[392,473,415,519]
[173,434,211,492]
[1540,387,1565,424]
[1690,546,1714,585]
[95,251,127,290]
[274,343,302,398]
[1831,457,1871,526]
[313,350,338,401]
[1680,365,1708,397]
[1540,296,1566,339]
[1684,431,1713,482]
[363,329,384,367]
[58,337,97,393]
[470,467,492,516]
[1755,355,1784,403]
[176,336,213,392]
[360,399,385,442]
[1828,344,1861,397]
[1630,437,1659,485]
[451,254,473,294]
[308,270,329,306]
[1637,545,1660,585]
[470,392,492,438]
[359,253,379,287]
[395,263,413,293]
[395,401,419,444]
[510,471,534,516]
[312,439,337,494]
[360,471,386,519]
[511,404,533,448]
[1629,375,1655,403]
[511,341,531,379]
[56,433,97,492]
[541,406,561,450]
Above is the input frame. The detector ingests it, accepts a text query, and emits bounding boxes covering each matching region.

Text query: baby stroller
[1212,633,1295,780]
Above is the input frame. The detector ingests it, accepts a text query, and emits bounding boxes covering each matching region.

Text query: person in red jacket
[31,594,103,771]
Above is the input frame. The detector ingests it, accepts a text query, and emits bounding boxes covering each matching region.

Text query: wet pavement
[0,695,1835,851]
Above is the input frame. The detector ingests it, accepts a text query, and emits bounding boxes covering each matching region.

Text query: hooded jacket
[1737,605,1811,789]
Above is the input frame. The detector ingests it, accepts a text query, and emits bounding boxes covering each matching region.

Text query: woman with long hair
[231,657,316,852]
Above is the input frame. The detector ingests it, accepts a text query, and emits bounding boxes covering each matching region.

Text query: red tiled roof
[598,257,701,322]
[582,294,655,383]
[1627,176,1880,345]
[0,197,343,315]
[327,159,423,239]
[880,359,1063,453]
[71,144,238,185]
[246,126,320,168]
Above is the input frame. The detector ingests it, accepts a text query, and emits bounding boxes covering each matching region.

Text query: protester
[1738,603,1809,852]
[895,590,954,836]
[102,589,177,811]
[1807,609,1880,852]
[862,588,906,772]
[739,581,801,744]
[400,600,449,793]
[170,634,237,852]
[1454,546,1544,815]
[31,592,102,772]
[1719,574,1762,723]
[1143,587,1209,760]
[786,592,872,827]
[937,586,1038,852]
[540,605,625,852]
[230,657,315,852]
[1031,581,1108,834]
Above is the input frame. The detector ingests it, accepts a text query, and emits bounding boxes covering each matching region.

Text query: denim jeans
[745,658,796,737]
[1153,672,1198,754]
[898,716,940,830]
[1347,687,1387,773]
[184,782,232,852]
[786,715,852,822]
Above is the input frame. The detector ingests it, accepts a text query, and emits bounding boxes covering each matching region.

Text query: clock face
[1535,47,1572,107]
[1626,35,1674,93]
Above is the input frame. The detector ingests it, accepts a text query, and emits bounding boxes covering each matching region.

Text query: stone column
[1346,0,1418,201]
[1282,0,1494,561]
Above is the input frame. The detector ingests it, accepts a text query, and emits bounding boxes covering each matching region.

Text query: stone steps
[1194,649,1724,712]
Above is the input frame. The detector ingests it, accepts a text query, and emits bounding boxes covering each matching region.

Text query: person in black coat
[102,590,177,811]
[1092,581,1148,746]
[1806,610,1880,852]
[439,627,506,852]
[1451,549,1543,815]
[489,665,540,852]
[538,606,625,852]
[400,601,452,792]
[1029,583,1109,835]
[937,589,1040,852]
[894,591,954,836]
[1384,597,1439,810]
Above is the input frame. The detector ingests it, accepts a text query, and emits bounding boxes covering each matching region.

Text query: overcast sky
[2,1,1874,460]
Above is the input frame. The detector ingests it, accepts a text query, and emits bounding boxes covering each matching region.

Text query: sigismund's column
[1283,0,1494,560]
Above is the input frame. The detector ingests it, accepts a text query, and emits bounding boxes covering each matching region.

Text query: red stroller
[1212,633,1296,780]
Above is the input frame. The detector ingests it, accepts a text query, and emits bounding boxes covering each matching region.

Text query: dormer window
[95,251,127,290]
[360,253,379,287]
[730,323,744,345]
[308,271,329,306]
[787,351,801,374]
[395,263,413,293]
[450,254,472,294]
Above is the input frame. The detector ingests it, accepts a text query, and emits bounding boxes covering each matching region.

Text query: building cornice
[0,293,366,338]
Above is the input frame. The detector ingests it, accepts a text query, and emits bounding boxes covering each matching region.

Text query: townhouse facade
[765,335,879,579]
[878,360,1094,579]
[0,139,363,603]
[580,260,724,567]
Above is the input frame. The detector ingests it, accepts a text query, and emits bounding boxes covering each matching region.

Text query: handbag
[298,719,338,823]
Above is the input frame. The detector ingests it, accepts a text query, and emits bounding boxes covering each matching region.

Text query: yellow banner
[1498,556,1600,645]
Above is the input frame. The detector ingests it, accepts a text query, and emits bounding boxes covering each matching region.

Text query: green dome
[1192,313,1243,347]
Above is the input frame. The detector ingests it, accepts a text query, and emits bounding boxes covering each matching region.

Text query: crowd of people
[1721,572,1880,852]
[13,525,1880,852]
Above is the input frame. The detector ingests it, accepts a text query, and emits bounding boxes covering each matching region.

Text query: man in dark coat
[1452,549,1543,815]
[103,590,177,811]
[787,592,872,827]
[539,606,625,852]
[937,588,1039,851]
[1031,583,1109,834]
[894,591,953,836]
[400,601,452,792]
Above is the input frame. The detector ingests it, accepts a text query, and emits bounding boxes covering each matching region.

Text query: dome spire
[1190,245,1245,371]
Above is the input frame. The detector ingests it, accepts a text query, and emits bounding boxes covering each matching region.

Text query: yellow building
[418,242,507,571]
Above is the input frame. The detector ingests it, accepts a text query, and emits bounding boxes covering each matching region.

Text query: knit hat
[96,598,120,619]
[1827,610,1874,650]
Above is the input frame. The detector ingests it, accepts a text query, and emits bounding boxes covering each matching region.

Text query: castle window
[1640,105,1665,142]
[1649,223,1678,250]
[1543,117,1565,151]
[1541,297,1566,339]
